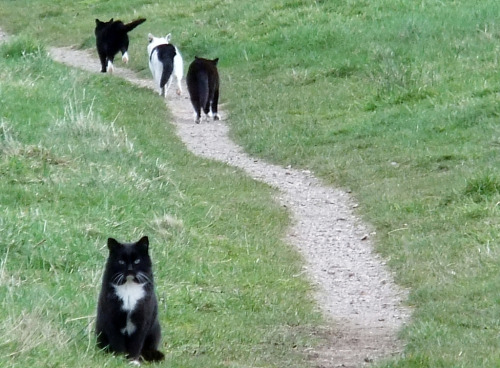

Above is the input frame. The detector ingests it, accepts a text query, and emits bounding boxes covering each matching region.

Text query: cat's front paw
[129,359,141,366]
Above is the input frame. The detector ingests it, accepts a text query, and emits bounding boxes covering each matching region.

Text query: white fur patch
[120,315,137,336]
[122,51,129,64]
[147,33,184,97]
[107,60,114,74]
[113,278,146,312]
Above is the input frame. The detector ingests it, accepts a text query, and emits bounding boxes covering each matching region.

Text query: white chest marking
[113,279,146,312]
[120,315,137,336]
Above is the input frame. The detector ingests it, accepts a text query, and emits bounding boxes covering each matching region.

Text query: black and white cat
[96,236,164,365]
[147,33,183,97]
[95,18,146,73]
[186,56,221,124]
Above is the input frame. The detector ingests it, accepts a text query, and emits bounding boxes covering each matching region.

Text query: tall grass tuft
[464,172,500,202]
[0,36,44,59]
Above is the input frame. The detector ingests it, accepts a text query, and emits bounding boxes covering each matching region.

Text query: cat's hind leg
[164,76,173,97]
[204,103,211,121]
[97,51,107,73]
[175,75,183,96]
[122,51,129,64]
[121,41,130,64]
[187,88,201,123]
[193,107,202,124]
[141,321,164,362]
[141,350,165,362]
[211,88,220,121]
[160,63,174,98]
[105,54,115,73]
[190,95,202,123]
[173,54,183,95]
[106,60,115,74]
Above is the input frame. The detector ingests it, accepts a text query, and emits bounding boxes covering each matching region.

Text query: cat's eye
[134,259,141,265]
[118,260,125,265]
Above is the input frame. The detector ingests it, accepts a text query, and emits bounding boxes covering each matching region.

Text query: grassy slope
[1,0,500,367]
[0,39,317,367]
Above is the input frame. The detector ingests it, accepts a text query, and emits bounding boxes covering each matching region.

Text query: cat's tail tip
[125,18,147,32]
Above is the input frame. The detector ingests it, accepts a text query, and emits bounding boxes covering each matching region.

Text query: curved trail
[47,45,410,367]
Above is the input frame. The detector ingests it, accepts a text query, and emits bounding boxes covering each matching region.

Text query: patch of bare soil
[3,29,410,366]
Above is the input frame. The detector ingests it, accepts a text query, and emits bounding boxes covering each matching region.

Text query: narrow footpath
[46,42,409,367]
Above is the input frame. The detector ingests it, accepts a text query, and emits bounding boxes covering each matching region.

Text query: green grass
[2,0,500,367]
[0,38,318,367]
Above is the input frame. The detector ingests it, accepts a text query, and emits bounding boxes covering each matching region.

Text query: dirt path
[5,30,410,366]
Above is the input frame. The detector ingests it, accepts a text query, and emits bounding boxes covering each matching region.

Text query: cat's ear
[107,238,120,251]
[136,236,149,252]
[213,58,219,65]
[109,18,114,23]
[95,19,101,25]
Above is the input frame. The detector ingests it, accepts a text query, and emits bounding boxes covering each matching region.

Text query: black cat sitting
[96,236,164,365]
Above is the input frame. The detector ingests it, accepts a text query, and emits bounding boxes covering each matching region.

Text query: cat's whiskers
[136,272,152,285]
[111,272,125,285]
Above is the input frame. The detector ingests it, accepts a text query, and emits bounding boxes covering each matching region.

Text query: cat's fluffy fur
[147,33,183,97]
[186,56,220,124]
[96,236,164,364]
[95,18,146,73]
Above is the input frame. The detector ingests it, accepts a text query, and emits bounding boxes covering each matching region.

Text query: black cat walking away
[96,236,164,364]
[186,56,220,124]
[95,18,146,73]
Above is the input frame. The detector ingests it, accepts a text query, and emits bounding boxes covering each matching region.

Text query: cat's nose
[128,264,133,271]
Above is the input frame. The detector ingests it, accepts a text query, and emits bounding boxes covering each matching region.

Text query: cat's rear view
[186,56,221,123]
[96,236,164,365]
[147,33,184,97]
[95,18,146,73]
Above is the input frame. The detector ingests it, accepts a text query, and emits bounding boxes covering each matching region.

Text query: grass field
[0,36,318,367]
[1,0,500,367]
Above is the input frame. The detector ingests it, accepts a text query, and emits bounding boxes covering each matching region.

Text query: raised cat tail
[124,18,146,33]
